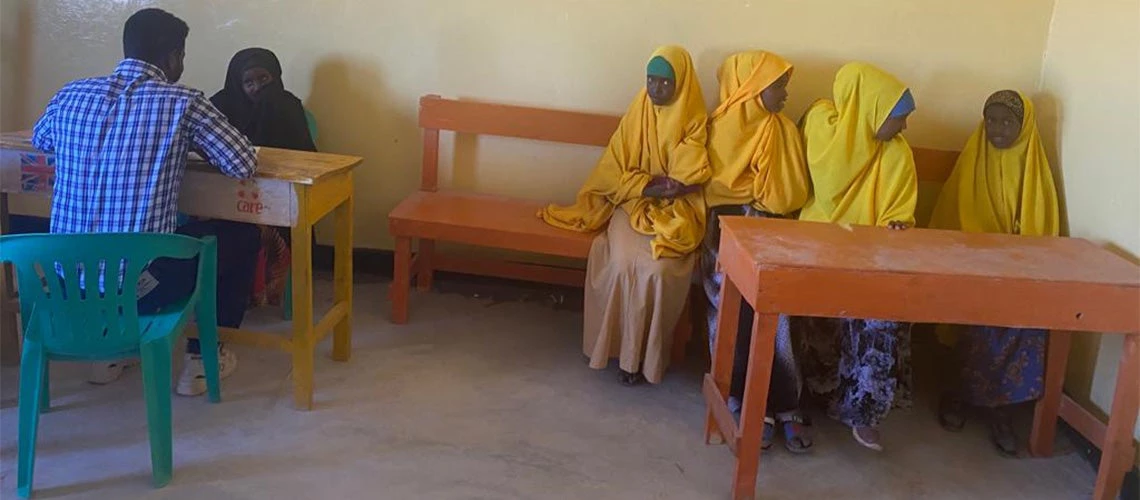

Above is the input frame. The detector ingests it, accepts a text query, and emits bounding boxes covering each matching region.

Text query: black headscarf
[210,48,317,152]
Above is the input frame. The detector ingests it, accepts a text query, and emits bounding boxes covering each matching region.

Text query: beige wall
[1037,0,1140,441]
[0,0,30,131]
[1,0,1055,247]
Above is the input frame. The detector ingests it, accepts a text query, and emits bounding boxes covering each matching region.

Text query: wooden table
[705,216,1140,500]
[0,132,362,410]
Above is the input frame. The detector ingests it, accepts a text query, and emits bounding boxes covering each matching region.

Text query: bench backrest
[418,94,959,191]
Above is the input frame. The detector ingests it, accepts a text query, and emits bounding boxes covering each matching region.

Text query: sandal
[762,417,776,450]
[989,408,1018,457]
[938,392,968,432]
[618,369,645,386]
[852,426,883,452]
[779,413,814,454]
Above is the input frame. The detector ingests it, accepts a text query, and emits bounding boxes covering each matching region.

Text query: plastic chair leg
[17,344,47,498]
[39,361,50,413]
[283,269,293,321]
[195,309,222,404]
[140,337,174,488]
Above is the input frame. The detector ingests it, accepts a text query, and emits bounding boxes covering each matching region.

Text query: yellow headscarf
[704,51,809,215]
[930,91,1059,237]
[798,62,917,227]
[540,45,710,259]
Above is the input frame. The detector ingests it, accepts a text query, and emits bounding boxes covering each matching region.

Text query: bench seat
[389,190,596,259]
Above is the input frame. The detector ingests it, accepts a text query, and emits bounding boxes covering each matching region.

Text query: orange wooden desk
[0,132,362,410]
[705,217,1140,500]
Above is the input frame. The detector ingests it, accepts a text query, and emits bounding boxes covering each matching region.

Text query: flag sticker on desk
[19,153,55,193]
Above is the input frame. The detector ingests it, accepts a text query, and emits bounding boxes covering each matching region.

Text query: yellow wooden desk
[0,132,362,410]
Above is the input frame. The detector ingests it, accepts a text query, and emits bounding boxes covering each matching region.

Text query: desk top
[722,217,1139,286]
[718,217,1140,333]
[1,131,362,185]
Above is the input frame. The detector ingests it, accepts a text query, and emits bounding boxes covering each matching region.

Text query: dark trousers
[138,219,260,354]
[730,308,801,415]
[703,205,801,415]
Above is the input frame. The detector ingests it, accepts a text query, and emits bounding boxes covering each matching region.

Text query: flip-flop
[938,392,968,432]
[989,410,1018,457]
[780,414,814,454]
[618,370,645,386]
[852,426,883,452]
[762,417,776,450]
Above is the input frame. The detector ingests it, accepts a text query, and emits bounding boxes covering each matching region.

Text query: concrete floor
[0,277,1099,499]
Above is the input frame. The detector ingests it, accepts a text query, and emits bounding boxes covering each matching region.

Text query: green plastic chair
[282,109,320,321]
[0,233,223,498]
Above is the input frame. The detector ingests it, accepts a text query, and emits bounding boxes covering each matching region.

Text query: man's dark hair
[122,8,189,65]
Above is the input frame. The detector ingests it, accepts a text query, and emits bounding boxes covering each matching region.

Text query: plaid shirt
[32,58,257,235]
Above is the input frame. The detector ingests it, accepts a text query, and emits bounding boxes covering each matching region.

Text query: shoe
[176,346,237,397]
[88,360,138,385]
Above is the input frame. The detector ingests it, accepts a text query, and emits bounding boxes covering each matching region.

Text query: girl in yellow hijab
[701,51,812,452]
[795,62,917,452]
[541,46,710,385]
[932,90,1059,456]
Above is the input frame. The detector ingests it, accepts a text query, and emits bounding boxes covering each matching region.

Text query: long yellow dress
[930,92,1059,237]
[796,62,918,429]
[704,50,809,214]
[929,91,1059,383]
[540,45,709,383]
[798,62,917,227]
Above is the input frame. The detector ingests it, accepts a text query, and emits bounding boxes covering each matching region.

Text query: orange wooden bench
[388,95,964,361]
[388,95,695,362]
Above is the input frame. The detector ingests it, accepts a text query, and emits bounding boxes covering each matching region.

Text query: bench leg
[1092,333,1140,500]
[391,236,412,324]
[416,240,435,292]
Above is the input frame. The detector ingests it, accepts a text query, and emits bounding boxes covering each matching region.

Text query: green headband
[646,56,675,80]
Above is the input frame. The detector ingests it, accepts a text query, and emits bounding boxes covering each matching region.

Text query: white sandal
[852,426,883,452]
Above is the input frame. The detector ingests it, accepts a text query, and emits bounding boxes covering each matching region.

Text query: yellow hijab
[930,91,1059,236]
[540,45,710,259]
[704,51,809,214]
[798,62,917,227]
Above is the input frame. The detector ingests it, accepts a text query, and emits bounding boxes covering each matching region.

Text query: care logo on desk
[19,153,55,193]
[236,179,268,215]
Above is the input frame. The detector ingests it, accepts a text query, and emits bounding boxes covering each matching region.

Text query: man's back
[33,58,256,234]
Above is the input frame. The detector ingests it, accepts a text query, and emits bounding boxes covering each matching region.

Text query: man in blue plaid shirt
[32,8,260,396]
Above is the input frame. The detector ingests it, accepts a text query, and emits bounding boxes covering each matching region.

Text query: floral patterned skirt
[796,317,913,428]
[958,326,1046,408]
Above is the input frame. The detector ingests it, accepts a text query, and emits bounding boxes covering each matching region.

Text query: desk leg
[0,193,18,366]
[732,313,777,500]
[331,188,353,362]
[290,212,315,410]
[1030,329,1072,456]
[1093,334,1140,500]
[706,276,742,445]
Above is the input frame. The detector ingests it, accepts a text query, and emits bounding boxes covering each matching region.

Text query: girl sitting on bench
[930,90,1059,456]
[702,51,813,453]
[541,45,709,386]
[794,62,918,451]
